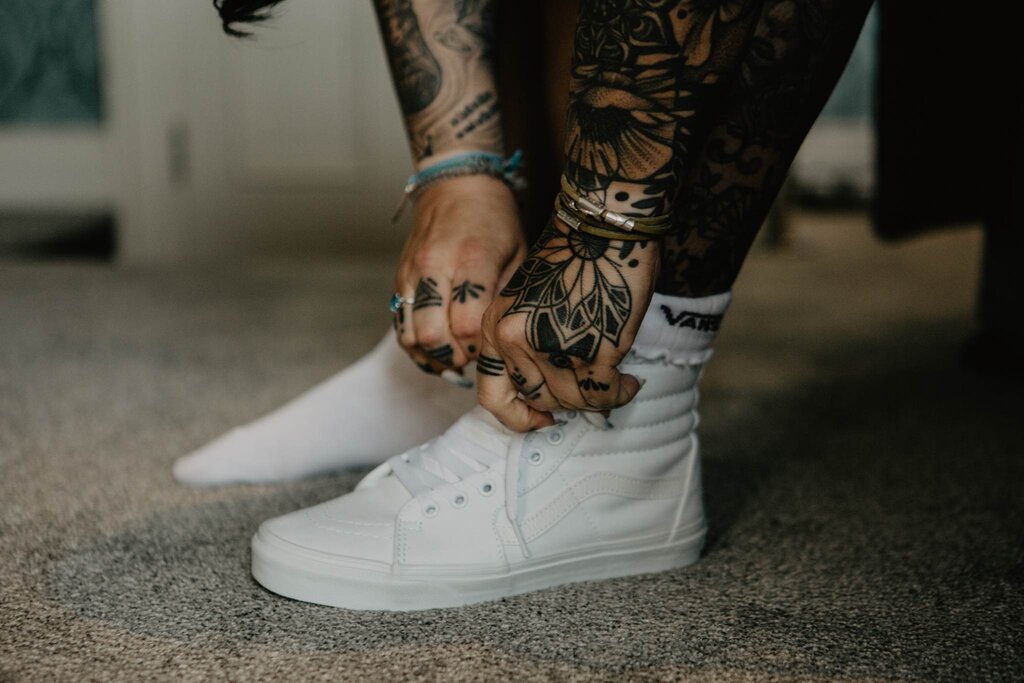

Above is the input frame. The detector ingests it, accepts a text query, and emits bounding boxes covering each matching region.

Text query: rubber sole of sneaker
[251,524,706,611]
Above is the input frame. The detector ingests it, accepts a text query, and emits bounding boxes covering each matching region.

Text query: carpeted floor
[1,212,1021,681]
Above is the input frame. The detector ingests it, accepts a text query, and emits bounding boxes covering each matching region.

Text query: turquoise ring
[390,293,415,313]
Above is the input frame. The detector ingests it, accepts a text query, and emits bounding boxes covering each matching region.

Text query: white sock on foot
[173,332,478,486]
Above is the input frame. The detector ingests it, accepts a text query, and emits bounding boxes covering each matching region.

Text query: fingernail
[441,369,474,389]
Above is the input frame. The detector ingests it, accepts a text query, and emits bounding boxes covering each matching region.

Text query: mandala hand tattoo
[414,277,443,310]
[500,223,646,369]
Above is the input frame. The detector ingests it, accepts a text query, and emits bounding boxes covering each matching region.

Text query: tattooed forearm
[500,219,652,369]
[656,0,872,296]
[414,277,443,309]
[372,0,504,162]
[452,280,485,303]
[374,0,441,115]
[564,0,760,216]
[476,354,506,376]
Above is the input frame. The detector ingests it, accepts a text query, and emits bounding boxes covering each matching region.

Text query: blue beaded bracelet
[391,150,526,222]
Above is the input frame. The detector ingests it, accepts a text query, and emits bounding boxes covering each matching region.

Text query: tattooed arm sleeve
[564,0,761,218]
[372,0,504,167]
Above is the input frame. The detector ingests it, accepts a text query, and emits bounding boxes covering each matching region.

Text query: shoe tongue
[441,406,512,459]
[383,405,513,488]
[460,405,509,433]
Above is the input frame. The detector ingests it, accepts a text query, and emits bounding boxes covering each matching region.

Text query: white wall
[0,0,415,264]
[0,130,111,209]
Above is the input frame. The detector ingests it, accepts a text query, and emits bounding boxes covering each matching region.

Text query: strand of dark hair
[213,0,285,37]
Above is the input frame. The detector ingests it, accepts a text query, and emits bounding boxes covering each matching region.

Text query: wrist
[393,149,526,223]
[415,147,504,173]
[417,173,515,205]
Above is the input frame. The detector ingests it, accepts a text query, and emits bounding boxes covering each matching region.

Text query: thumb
[576,366,642,410]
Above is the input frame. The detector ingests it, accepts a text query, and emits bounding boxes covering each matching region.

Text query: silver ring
[390,293,415,313]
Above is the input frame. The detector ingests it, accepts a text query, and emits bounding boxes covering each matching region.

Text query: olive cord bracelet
[555,176,674,241]
[391,150,527,223]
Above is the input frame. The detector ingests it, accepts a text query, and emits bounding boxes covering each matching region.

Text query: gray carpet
[1,213,1021,681]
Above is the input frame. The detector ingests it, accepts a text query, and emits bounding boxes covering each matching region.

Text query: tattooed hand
[478,216,659,431]
[395,174,527,375]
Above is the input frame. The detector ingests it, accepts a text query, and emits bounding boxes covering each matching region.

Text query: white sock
[611,290,731,438]
[173,332,478,486]
[630,290,732,365]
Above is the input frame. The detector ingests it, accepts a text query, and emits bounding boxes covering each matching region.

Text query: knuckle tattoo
[413,277,443,310]
[451,280,485,304]
[422,344,454,367]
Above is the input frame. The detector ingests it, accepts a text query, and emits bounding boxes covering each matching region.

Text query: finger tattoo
[579,377,611,391]
[519,380,546,401]
[424,344,454,366]
[451,280,485,303]
[414,277,443,310]
[476,354,505,376]
[394,306,405,334]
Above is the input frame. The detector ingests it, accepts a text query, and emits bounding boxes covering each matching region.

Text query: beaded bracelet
[391,150,527,223]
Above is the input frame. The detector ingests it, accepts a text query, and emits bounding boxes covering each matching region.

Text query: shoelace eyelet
[565,410,578,420]
[479,481,494,496]
[546,430,563,445]
[423,503,439,517]
[451,493,467,508]
[528,450,544,465]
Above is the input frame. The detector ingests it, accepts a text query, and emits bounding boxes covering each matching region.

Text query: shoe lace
[388,406,508,497]
[386,407,609,560]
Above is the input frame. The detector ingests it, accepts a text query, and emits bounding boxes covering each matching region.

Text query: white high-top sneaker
[251,352,711,610]
[252,291,730,609]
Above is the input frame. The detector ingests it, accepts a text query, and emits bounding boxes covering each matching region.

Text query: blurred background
[0,0,878,262]
[2,3,1023,680]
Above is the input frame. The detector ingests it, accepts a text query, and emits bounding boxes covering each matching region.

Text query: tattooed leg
[657,0,874,297]
[562,0,763,217]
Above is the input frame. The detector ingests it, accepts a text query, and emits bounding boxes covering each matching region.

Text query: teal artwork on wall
[0,0,103,124]
[820,3,878,120]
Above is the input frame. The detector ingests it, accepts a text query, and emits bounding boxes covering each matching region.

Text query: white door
[105,0,413,263]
